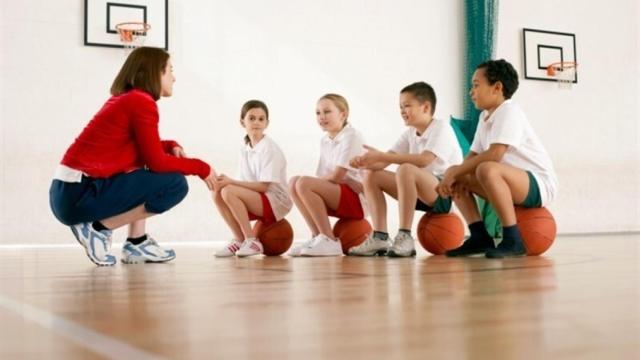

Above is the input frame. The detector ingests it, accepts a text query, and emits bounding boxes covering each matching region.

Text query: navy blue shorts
[49,169,188,225]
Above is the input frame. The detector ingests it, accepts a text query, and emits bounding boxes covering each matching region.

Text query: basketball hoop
[115,22,151,50]
[546,61,577,89]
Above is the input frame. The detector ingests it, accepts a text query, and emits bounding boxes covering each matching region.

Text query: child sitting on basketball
[439,59,558,258]
[213,100,292,258]
[348,82,463,257]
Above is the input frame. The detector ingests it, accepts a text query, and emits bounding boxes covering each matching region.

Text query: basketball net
[115,22,151,53]
[546,62,577,90]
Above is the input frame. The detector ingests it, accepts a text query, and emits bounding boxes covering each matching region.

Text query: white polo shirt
[316,124,368,213]
[238,135,293,221]
[389,118,463,177]
[470,100,558,206]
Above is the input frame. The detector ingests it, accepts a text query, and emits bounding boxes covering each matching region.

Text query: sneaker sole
[71,226,116,266]
[299,253,343,257]
[387,249,417,258]
[236,252,263,258]
[121,254,176,264]
[348,249,388,257]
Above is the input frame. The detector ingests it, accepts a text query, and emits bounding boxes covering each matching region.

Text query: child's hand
[172,146,187,158]
[349,156,363,169]
[437,166,459,197]
[216,174,234,188]
[358,145,383,168]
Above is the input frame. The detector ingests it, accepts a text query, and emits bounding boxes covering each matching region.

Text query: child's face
[160,58,175,97]
[241,108,268,137]
[316,99,346,134]
[470,68,501,110]
[399,92,431,127]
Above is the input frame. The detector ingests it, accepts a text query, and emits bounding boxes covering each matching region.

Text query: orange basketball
[252,219,294,256]
[417,213,464,255]
[333,218,372,255]
[515,207,556,255]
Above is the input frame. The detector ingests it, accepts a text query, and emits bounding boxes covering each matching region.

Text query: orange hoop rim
[546,61,578,76]
[115,22,151,32]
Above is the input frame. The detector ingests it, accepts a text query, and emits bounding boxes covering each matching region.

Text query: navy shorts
[49,169,188,225]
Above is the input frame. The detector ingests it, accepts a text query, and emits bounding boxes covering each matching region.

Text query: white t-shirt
[470,100,558,206]
[238,135,293,221]
[316,124,368,213]
[389,118,463,177]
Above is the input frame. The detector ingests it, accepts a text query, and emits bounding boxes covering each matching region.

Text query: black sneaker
[485,239,526,258]
[445,238,494,257]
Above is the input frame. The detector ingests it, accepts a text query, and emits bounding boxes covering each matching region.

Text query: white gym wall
[1,0,638,245]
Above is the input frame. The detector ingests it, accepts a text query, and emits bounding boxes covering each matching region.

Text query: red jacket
[61,89,210,179]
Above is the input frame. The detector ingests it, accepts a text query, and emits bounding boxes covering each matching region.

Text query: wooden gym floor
[0,233,638,359]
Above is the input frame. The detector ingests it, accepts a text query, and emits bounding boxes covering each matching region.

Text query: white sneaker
[387,232,416,258]
[236,238,263,257]
[300,234,343,257]
[121,235,176,264]
[288,238,315,257]
[348,233,389,256]
[215,240,243,258]
[70,222,116,266]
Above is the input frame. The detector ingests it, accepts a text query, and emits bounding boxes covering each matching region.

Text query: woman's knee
[173,174,189,202]
[147,174,189,213]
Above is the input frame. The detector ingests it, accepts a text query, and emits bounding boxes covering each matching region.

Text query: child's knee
[295,176,312,192]
[475,161,500,182]
[396,163,418,179]
[288,176,300,194]
[220,186,235,202]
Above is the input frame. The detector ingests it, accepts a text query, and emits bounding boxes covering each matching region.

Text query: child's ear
[423,102,432,114]
[240,119,245,127]
[493,81,504,95]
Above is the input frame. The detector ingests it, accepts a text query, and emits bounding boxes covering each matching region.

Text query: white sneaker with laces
[348,233,389,256]
[288,238,316,257]
[70,222,116,266]
[387,231,416,258]
[121,235,176,264]
[300,234,343,257]
[215,240,243,258]
[236,238,264,257]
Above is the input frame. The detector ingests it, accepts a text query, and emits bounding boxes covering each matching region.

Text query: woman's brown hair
[110,47,170,100]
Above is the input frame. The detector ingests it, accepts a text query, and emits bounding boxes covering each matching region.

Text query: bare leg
[295,176,341,239]
[395,164,439,229]
[475,162,529,227]
[212,190,244,240]
[453,174,486,225]
[289,176,320,237]
[101,205,152,230]
[362,170,398,233]
[220,185,264,240]
[127,219,146,238]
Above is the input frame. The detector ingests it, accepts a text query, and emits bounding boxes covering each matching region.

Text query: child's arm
[216,174,270,193]
[354,145,436,169]
[438,143,509,195]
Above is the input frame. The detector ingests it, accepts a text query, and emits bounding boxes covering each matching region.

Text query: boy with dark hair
[439,59,558,258]
[348,82,463,257]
